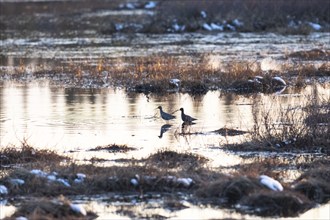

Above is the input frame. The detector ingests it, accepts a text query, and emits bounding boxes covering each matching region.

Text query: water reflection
[0,82,329,165]
[158,124,172,139]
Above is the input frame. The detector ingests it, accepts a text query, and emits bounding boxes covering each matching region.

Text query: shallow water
[1,82,329,166]
[1,193,329,220]
[1,32,329,72]
[1,2,330,218]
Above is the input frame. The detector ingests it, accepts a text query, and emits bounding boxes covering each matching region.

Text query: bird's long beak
[171,109,179,114]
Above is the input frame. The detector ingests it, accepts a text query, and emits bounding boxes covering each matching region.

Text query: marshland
[0,0,329,219]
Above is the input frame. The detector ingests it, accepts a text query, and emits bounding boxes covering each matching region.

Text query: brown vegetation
[155,0,329,33]
[2,51,328,94]
[288,49,330,60]
[0,140,68,167]
[4,196,96,220]
[1,145,330,218]
[1,0,328,36]
[244,86,330,153]
[89,144,135,153]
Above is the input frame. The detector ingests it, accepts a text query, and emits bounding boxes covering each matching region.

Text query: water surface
[1,82,328,166]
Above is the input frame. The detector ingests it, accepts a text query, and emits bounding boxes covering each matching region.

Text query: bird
[179,108,197,123]
[157,106,176,122]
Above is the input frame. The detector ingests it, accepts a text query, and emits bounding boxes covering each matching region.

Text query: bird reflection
[158,124,172,138]
[181,122,195,134]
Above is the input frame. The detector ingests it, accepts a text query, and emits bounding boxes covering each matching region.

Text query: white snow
[233,19,244,27]
[165,175,176,180]
[308,22,322,31]
[115,24,124,31]
[226,24,236,31]
[130,178,139,186]
[74,173,86,183]
[145,1,157,9]
[259,175,283,191]
[0,185,8,195]
[288,20,298,28]
[202,23,213,31]
[70,204,87,216]
[125,3,135,9]
[200,11,207,18]
[76,173,86,179]
[273,76,286,86]
[56,178,71,187]
[210,23,223,31]
[169,78,180,87]
[172,23,185,32]
[9,178,25,185]
[30,169,47,177]
[15,217,28,220]
[47,175,57,181]
[177,178,193,187]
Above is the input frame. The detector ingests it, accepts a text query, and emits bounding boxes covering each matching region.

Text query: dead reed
[1,144,330,218]
[0,140,69,166]
[249,85,329,152]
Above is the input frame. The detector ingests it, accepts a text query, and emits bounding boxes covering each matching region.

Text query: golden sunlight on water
[0,82,329,167]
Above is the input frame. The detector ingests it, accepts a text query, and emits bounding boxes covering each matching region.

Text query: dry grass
[196,174,314,217]
[0,140,69,167]
[4,196,97,220]
[146,150,209,169]
[237,191,314,217]
[1,0,329,36]
[156,0,330,33]
[89,144,135,153]
[1,145,330,218]
[3,51,328,94]
[288,49,330,60]
[293,167,330,203]
[249,86,329,152]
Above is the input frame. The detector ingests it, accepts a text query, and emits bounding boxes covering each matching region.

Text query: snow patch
[259,175,283,191]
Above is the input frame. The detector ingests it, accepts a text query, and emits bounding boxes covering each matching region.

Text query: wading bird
[179,108,197,123]
[157,106,176,122]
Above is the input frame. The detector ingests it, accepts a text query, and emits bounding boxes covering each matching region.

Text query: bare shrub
[250,85,329,151]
